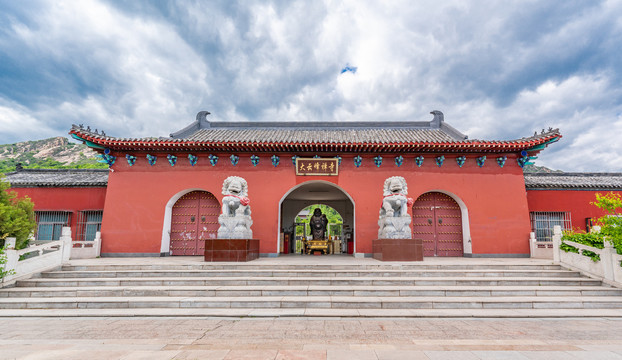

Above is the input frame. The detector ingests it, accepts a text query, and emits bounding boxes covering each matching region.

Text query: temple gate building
[6,110,622,258]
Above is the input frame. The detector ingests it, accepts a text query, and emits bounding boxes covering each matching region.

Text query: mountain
[522,163,563,173]
[0,137,106,173]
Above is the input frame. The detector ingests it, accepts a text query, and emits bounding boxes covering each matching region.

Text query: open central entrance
[279,181,355,255]
[294,204,344,254]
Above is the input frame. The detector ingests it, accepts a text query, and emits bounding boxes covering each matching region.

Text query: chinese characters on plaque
[295,158,339,176]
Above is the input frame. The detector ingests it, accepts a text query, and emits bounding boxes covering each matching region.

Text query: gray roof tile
[5,169,109,187]
[524,173,622,190]
[184,128,458,144]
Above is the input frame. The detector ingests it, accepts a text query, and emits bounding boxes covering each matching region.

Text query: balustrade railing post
[3,237,18,281]
[603,240,615,282]
[95,231,102,258]
[529,232,536,258]
[60,227,72,262]
[552,225,561,264]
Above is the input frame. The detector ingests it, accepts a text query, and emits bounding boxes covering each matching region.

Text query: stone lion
[218,176,253,239]
[380,176,413,217]
[221,176,250,216]
[378,176,413,239]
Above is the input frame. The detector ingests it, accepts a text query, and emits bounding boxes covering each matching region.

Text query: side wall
[526,189,622,231]
[101,152,531,256]
[10,187,107,239]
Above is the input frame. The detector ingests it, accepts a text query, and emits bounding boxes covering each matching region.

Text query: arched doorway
[170,190,220,255]
[279,181,355,255]
[412,192,464,257]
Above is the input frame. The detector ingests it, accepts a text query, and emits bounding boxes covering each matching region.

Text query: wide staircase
[1,258,622,317]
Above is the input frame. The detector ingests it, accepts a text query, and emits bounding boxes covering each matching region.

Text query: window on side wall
[76,210,103,241]
[529,211,572,242]
[35,211,72,241]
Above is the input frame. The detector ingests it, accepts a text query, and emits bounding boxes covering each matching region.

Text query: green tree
[0,174,36,249]
[294,204,343,236]
[592,192,622,253]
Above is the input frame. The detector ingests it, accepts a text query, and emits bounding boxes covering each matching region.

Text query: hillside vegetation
[0,137,106,174]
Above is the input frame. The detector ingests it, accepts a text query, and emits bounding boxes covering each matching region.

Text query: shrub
[561,231,604,249]
[592,192,622,254]
[0,175,35,249]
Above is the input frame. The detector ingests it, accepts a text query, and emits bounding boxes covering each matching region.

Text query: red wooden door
[170,191,220,255]
[412,192,463,257]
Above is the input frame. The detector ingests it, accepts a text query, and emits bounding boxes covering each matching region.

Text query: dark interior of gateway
[280,182,354,255]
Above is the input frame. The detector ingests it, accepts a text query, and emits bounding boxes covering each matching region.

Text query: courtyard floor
[1,316,622,359]
[3,256,621,359]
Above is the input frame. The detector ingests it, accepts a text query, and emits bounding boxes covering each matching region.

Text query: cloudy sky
[1,1,621,172]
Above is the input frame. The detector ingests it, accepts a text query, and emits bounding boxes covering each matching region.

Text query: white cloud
[0,0,620,171]
[3,0,210,139]
[440,74,622,171]
[0,99,56,141]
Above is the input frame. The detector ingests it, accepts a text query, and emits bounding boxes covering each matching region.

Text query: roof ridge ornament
[169,111,211,138]
[430,110,444,128]
[197,110,210,123]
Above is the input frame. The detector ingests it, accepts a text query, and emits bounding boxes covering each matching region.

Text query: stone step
[4,307,622,318]
[2,285,620,298]
[1,295,622,310]
[4,258,620,318]
[40,269,583,279]
[61,264,565,271]
[15,276,603,288]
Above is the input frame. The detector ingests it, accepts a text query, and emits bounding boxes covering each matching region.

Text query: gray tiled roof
[168,110,469,143]
[184,128,459,143]
[524,173,622,190]
[70,113,562,154]
[4,169,109,187]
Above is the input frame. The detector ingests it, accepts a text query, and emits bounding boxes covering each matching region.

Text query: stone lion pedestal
[373,176,423,261]
[204,176,259,262]
[372,238,423,261]
[204,238,259,262]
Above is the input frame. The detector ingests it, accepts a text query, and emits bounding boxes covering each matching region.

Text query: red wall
[101,152,532,256]
[10,187,107,239]
[526,190,622,231]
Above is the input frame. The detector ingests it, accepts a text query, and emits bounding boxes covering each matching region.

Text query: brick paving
[1,317,622,359]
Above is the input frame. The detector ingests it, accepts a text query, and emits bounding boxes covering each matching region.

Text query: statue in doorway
[309,208,328,240]
[378,176,414,239]
[217,176,253,239]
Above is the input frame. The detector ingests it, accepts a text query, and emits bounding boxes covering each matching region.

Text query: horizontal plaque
[295,158,338,176]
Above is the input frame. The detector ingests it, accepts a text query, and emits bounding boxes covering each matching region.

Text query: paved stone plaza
[2,317,622,359]
[3,257,622,358]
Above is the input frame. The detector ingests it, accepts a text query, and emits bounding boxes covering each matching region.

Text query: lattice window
[76,210,103,241]
[35,211,72,241]
[530,212,572,242]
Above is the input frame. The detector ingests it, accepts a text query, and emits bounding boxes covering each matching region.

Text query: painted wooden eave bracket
[525,136,561,152]
[70,133,106,150]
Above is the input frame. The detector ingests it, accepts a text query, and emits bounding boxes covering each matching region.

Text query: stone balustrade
[1,227,101,286]
[529,232,554,259]
[552,225,622,286]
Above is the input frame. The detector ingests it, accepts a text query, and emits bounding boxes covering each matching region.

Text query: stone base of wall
[204,239,259,262]
[372,238,423,261]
